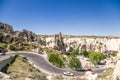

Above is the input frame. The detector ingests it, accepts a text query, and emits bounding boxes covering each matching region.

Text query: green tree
[89,51,105,66]
[70,50,77,57]
[68,56,81,70]
[48,53,64,68]
[69,45,80,57]
[80,50,89,57]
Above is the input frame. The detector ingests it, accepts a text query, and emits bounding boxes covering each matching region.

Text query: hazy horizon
[0,0,120,36]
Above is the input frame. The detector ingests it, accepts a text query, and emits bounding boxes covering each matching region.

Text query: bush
[89,51,105,66]
[9,44,16,51]
[0,42,7,48]
[38,40,46,46]
[9,44,22,51]
[48,53,64,68]
[80,50,89,57]
[68,56,81,70]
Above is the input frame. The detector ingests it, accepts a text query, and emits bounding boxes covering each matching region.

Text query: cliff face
[46,37,120,53]
[64,38,120,52]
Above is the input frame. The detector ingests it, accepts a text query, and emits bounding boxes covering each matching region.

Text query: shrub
[48,53,64,68]
[80,50,89,57]
[89,51,105,66]
[68,56,81,70]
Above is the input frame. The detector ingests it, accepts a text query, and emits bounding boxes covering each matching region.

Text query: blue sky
[0,0,120,35]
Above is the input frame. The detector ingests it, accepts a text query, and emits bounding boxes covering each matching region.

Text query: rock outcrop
[54,32,66,54]
[0,22,13,34]
[18,29,36,42]
[46,36,120,54]
[0,22,38,43]
[46,32,66,54]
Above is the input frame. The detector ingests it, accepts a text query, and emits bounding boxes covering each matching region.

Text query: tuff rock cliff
[46,35,120,54]
[46,32,66,54]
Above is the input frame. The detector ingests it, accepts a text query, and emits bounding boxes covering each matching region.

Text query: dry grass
[51,75,86,80]
[96,68,114,80]
[3,55,47,80]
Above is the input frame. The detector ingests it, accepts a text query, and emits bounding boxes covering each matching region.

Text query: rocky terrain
[1,22,120,55]
[1,22,120,80]
[0,22,44,53]
[46,33,120,54]
[0,22,39,43]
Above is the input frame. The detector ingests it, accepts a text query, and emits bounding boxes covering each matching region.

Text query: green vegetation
[2,55,47,80]
[0,42,7,48]
[9,44,22,51]
[89,51,105,66]
[45,47,61,55]
[0,42,8,52]
[38,40,46,46]
[45,48,54,54]
[68,56,81,70]
[80,50,89,57]
[45,48,65,67]
[70,50,78,57]
[69,45,80,57]
[48,53,64,68]
[80,50,106,66]
[9,42,40,51]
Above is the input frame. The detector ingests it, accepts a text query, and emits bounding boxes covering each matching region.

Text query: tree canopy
[48,53,64,68]
[80,50,89,57]
[68,56,81,70]
[89,51,105,66]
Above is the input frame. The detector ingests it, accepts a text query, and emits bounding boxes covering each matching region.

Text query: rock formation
[46,36,120,54]
[0,22,38,43]
[0,22,13,34]
[46,32,66,54]
[18,29,36,42]
[54,32,66,54]
[112,51,120,80]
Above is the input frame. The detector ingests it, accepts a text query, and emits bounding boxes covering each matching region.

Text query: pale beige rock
[46,37,120,53]
[112,51,120,80]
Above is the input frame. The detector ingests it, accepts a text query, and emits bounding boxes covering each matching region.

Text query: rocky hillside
[1,22,120,55]
[0,22,44,53]
[0,22,13,34]
[0,22,39,43]
[46,33,120,54]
